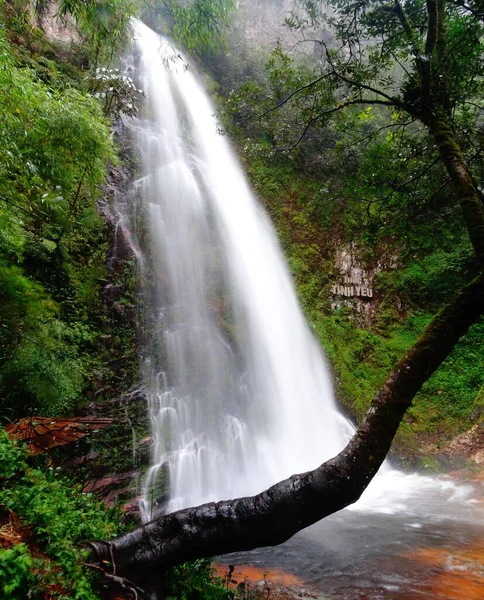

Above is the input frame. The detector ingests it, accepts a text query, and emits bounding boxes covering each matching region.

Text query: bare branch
[319,39,417,115]
[330,70,416,115]
[285,38,324,53]
[282,98,398,152]
[463,101,484,111]
[380,156,441,206]
[338,119,416,151]
[239,73,333,127]
[444,0,484,20]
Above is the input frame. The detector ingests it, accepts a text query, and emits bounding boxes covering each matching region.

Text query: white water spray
[129,21,352,519]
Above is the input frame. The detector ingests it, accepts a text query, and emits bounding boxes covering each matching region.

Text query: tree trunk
[429,116,484,262]
[88,271,484,591]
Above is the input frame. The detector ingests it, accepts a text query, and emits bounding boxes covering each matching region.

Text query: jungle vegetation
[1,0,483,598]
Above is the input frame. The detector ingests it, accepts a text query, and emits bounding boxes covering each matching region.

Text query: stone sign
[331,274,373,298]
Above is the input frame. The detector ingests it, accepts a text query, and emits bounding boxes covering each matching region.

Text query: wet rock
[102,283,122,303]
[151,492,171,519]
[83,471,137,497]
[98,335,113,346]
[72,451,100,465]
[121,501,142,525]
[137,436,153,467]
[112,301,135,323]
[84,386,147,417]
[58,452,109,479]
[470,446,484,464]
[442,424,484,464]
[77,386,149,476]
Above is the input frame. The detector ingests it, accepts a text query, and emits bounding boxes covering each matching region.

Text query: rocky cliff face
[38,1,79,44]
[330,246,398,326]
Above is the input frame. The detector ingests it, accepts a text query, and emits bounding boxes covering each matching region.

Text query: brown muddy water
[219,471,484,599]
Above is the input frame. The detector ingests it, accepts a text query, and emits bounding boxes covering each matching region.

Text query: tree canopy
[232,0,484,259]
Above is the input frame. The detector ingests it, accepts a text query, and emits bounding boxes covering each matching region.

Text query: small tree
[255,0,484,260]
[89,67,145,119]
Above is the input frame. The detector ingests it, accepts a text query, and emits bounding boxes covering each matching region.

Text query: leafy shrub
[89,67,145,119]
[0,544,36,599]
[166,559,227,600]
[0,431,123,599]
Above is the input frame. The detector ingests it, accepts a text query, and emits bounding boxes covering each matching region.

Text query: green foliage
[0,431,123,599]
[411,319,484,433]
[392,245,473,309]
[0,428,27,478]
[0,11,118,419]
[0,544,36,599]
[58,0,137,64]
[166,559,227,600]
[1,320,86,416]
[0,36,113,206]
[88,67,145,119]
[143,0,234,56]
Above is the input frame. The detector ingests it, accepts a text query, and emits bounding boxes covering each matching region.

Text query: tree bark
[88,271,484,589]
[429,116,484,262]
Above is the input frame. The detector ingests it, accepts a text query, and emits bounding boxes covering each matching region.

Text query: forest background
[0,0,483,597]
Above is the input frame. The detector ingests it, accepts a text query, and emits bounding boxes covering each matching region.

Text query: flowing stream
[125,21,484,599]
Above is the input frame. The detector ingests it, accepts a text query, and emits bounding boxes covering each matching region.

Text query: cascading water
[114,21,484,599]
[128,20,353,520]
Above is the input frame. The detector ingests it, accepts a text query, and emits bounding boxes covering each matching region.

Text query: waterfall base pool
[220,475,484,599]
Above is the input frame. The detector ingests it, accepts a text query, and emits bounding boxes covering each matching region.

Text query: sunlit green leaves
[0,15,114,419]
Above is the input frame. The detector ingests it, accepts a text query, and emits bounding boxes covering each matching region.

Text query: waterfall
[128,20,353,520]
[119,25,484,598]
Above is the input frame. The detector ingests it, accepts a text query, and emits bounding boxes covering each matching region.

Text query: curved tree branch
[239,73,333,126]
[444,0,484,21]
[88,270,484,591]
[283,97,399,152]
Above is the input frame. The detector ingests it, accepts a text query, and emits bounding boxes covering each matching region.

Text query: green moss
[472,385,484,425]
[242,139,483,457]
[417,455,444,473]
